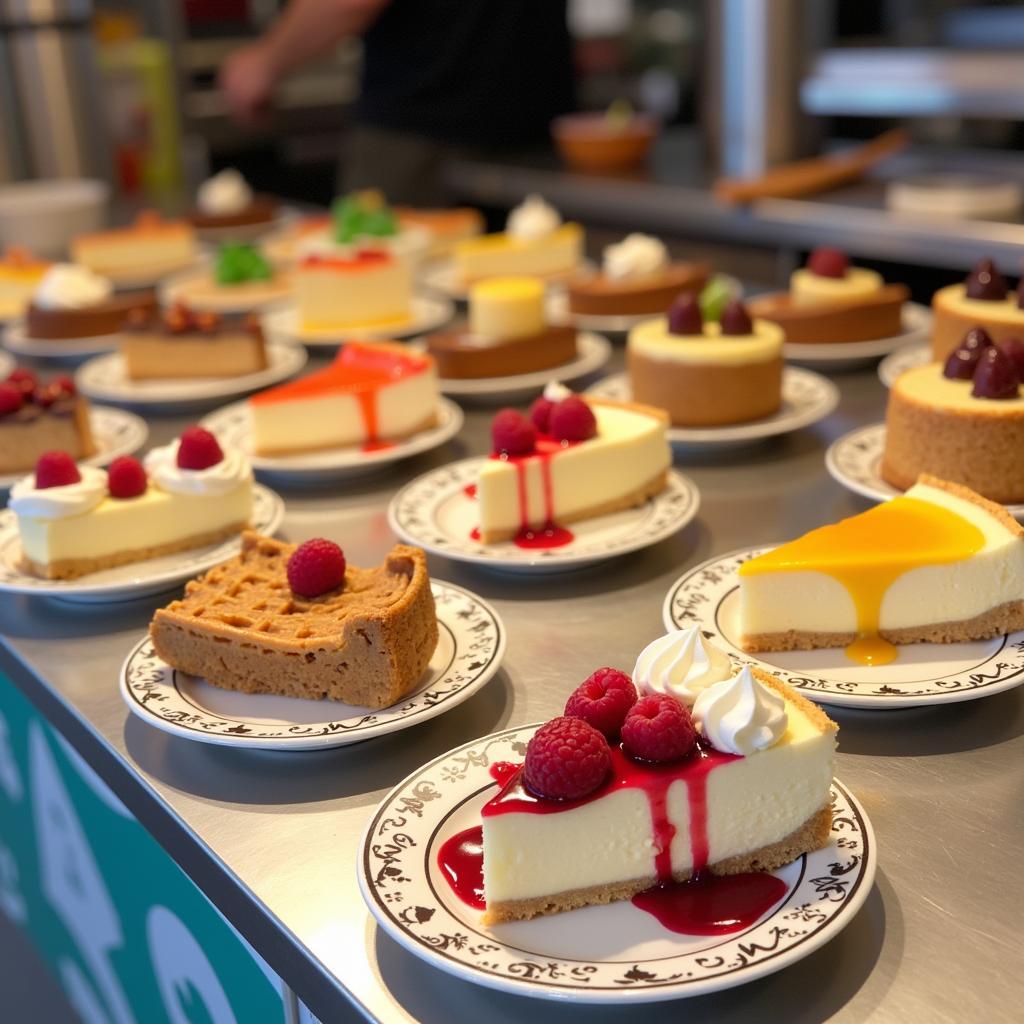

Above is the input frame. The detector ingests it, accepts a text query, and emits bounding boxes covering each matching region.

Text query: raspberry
[49,375,75,397]
[523,716,610,801]
[35,451,81,489]
[0,383,23,415]
[621,693,697,763]
[6,368,37,396]
[564,667,637,739]
[107,456,147,499]
[719,299,753,336]
[548,396,596,442]
[176,426,224,470]
[491,408,536,456]
[528,395,555,434]
[286,538,347,598]
[807,247,848,278]
[667,293,703,335]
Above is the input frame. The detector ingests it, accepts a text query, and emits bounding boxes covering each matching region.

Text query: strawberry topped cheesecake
[9,427,252,579]
[444,628,837,924]
[475,388,670,544]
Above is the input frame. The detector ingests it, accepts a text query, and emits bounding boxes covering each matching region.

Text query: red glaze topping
[35,451,81,489]
[300,249,392,270]
[807,247,848,278]
[107,456,148,499]
[522,716,611,801]
[286,538,347,598]
[176,426,224,470]
[564,667,638,740]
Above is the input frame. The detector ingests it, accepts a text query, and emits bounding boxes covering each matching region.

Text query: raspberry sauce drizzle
[437,826,486,909]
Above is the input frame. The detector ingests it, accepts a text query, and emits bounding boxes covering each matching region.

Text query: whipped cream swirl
[34,264,113,310]
[144,441,251,497]
[507,194,561,241]
[197,168,253,216]
[9,465,107,520]
[543,380,572,402]
[603,233,668,281]
[693,665,788,756]
[633,627,732,705]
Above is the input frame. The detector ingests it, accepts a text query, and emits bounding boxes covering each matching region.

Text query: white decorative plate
[663,547,1024,708]
[877,342,931,388]
[421,332,612,403]
[0,483,284,603]
[201,397,464,481]
[74,342,307,411]
[388,460,700,573]
[0,406,148,492]
[159,265,293,313]
[119,581,505,750]
[587,368,839,450]
[261,293,454,346]
[780,303,931,368]
[825,422,1024,519]
[420,260,587,303]
[3,321,123,361]
[104,258,203,291]
[358,724,875,1003]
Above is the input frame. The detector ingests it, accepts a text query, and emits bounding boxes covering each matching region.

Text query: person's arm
[220,0,391,120]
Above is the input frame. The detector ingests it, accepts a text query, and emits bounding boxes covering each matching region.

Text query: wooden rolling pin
[714,129,909,205]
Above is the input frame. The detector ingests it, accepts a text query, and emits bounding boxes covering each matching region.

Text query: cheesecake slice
[739,475,1024,665]
[249,342,437,455]
[71,211,197,281]
[295,249,411,330]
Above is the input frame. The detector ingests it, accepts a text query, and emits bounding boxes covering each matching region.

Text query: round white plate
[0,349,13,377]
[780,303,931,368]
[388,460,700,573]
[421,331,612,404]
[261,293,454,346]
[587,368,839,450]
[663,547,1024,708]
[74,342,308,411]
[159,265,293,314]
[201,397,464,481]
[3,321,122,361]
[358,724,875,1003]
[877,342,931,388]
[825,422,1024,520]
[119,580,505,750]
[420,260,588,303]
[0,483,284,603]
[105,258,203,291]
[0,406,148,493]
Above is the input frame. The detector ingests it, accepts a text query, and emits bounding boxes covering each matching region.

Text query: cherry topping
[719,299,753,336]
[0,382,23,415]
[107,456,148,499]
[965,258,1007,301]
[549,396,597,442]
[564,667,638,740]
[6,368,37,396]
[176,426,224,470]
[621,693,697,763]
[491,408,536,456]
[998,337,1024,379]
[522,716,611,801]
[807,247,848,278]
[972,346,1020,399]
[49,375,75,397]
[667,293,703,336]
[35,451,81,489]
[528,395,555,434]
[943,327,993,380]
[286,538,347,599]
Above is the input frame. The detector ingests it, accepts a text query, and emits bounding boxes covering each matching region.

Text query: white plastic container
[0,179,109,258]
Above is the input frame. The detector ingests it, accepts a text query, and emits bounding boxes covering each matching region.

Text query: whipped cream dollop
[507,194,561,241]
[197,168,253,216]
[603,233,668,281]
[543,380,572,402]
[9,465,107,520]
[633,627,733,705]
[693,665,788,756]
[144,441,251,497]
[34,264,113,310]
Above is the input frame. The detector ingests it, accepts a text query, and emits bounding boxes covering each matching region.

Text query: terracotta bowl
[551,113,659,173]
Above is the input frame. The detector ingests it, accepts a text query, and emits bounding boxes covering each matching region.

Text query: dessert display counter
[0,344,1020,1023]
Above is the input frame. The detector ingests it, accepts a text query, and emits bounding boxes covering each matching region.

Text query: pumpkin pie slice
[150,533,438,709]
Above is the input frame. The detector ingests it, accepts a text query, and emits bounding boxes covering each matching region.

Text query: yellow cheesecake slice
[295,250,411,330]
[739,475,1024,665]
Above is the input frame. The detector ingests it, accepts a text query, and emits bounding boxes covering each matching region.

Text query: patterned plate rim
[118,580,506,749]
[662,546,1024,708]
[387,459,700,570]
[587,368,839,445]
[0,483,284,599]
[200,397,464,475]
[877,341,931,388]
[357,723,876,1003]
[780,302,931,361]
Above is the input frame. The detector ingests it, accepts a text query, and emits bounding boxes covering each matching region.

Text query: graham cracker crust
[483,804,832,925]
[24,522,247,581]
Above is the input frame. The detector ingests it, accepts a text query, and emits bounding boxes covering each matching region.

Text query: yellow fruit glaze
[456,223,582,255]
[894,364,1024,414]
[627,317,783,365]
[469,276,545,339]
[739,496,986,665]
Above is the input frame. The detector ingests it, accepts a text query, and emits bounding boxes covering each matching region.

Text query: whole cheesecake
[627,296,783,426]
[930,259,1024,361]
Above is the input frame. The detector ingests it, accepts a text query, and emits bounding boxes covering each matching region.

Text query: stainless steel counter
[1,348,1021,1024]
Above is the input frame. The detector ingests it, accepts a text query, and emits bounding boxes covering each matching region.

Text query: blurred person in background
[220,0,575,206]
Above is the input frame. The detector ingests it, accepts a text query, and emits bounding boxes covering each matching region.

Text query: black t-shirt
[357,0,575,148]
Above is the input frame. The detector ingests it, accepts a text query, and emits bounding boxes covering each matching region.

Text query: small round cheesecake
[930,284,1024,362]
[882,362,1024,503]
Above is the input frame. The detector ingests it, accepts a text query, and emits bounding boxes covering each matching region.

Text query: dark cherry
[998,336,1024,378]
[965,258,1008,301]
[807,247,848,278]
[667,294,703,336]
[972,346,1020,399]
[719,299,753,336]
[943,327,993,380]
